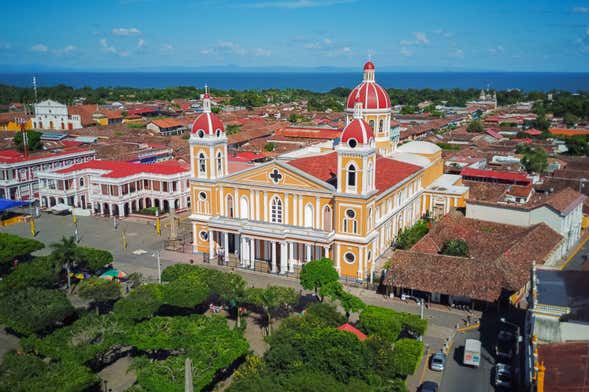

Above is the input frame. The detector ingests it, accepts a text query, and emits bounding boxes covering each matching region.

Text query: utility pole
[156,250,161,283]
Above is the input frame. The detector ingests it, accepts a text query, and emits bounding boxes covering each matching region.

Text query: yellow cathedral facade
[188,62,468,282]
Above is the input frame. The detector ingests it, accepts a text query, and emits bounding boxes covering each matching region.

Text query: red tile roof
[148,118,185,129]
[337,323,367,341]
[549,128,589,136]
[275,126,341,140]
[288,152,422,194]
[461,167,530,185]
[55,159,188,178]
[0,148,93,164]
[228,151,266,162]
[485,129,503,139]
[538,342,589,392]
[525,128,543,136]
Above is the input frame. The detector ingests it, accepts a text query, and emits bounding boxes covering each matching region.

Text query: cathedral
[188,62,468,281]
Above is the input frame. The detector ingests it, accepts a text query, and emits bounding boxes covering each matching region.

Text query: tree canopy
[0,233,44,271]
[440,239,469,257]
[78,276,121,313]
[466,119,484,133]
[395,220,430,250]
[0,287,74,335]
[13,130,43,152]
[300,258,339,300]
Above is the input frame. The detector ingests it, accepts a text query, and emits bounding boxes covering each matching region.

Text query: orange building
[189,65,468,282]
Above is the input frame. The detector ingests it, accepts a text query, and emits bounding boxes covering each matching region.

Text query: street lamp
[401,294,425,320]
[500,317,522,354]
[152,250,162,283]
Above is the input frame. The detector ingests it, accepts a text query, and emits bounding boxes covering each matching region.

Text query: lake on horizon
[1,71,589,92]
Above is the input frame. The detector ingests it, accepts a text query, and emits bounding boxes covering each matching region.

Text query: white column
[305,244,312,262]
[223,232,229,252]
[219,186,224,215]
[315,197,320,229]
[249,238,255,269]
[250,189,255,220]
[271,241,277,273]
[209,230,215,260]
[323,245,330,259]
[263,191,268,222]
[238,234,244,266]
[357,246,364,280]
[288,242,295,272]
[335,244,341,272]
[284,193,289,225]
[280,242,287,274]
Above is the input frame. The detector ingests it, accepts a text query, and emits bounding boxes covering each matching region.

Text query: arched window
[379,119,384,132]
[369,120,375,130]
[343,209,357,234]
[240,196,249,219]
[270,196,283,223]
[216,152,223,177]
[198,153,207,176]
[367,207,373,231]
[347,164,356,191]
[226,194,234,218]
[79,177,84,187]
[304,203,314,228]
[322,205,332,232]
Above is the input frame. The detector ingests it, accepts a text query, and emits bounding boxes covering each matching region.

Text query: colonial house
[32,100,82,130]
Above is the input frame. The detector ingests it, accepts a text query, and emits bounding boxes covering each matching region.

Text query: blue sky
[1,0,589,71]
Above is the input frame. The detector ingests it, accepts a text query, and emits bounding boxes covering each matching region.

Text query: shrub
[391,339,424,376]
[395,220,429,250]
[440,239,469,257]
[0,233,44,270]
[113,284,164,321]
[77,247,113,271]
[358,306,402,344]
[138,207,159,216]
[0,256,60,293]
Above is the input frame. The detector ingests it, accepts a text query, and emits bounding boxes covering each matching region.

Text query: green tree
[0,352,99,392]
[391,338,424,376]
[300,258,339,301]
[225,124,241,135]
[520,146,548,174]
[440,239,469,257]
[264,141,276,152]
[0,233,44,272]
[246,286,298,335]
[564,136,589,156]
[77,247,113,271]
[357,305,402,344]
[304,302,346,327]
[13,130,43,152]
[162,273,210,308]
[467,119,484,133]
[0,256,60,294]
[395,220,429,250]
[113,283,164,321]
[320,281,366,320]
[78,276,121,314]
[50,236,81,289]
[0,287,74,334]
[288,113,299,123]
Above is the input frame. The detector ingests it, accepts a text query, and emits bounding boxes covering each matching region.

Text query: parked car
[496,344,514,360]
[419,381,439,392]
[496,363,513,373]
[495,364,512,388]
[430,352,446,372]
[498,330,515,343]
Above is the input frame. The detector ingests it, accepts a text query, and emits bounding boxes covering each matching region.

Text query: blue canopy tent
[0,199,30,212]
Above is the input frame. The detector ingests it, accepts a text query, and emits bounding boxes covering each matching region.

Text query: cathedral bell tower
[189,85,228,180]
[336,98,376,196]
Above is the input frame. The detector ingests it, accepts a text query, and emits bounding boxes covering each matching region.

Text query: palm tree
[50,236,80,289]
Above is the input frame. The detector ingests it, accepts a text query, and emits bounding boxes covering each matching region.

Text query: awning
[0,199,30,212]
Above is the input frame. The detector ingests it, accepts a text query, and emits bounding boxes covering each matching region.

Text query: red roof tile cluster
[0,111,31,125]
[549,128,589,136]
[228,151,266,162]
[538,342,589,392]
[288,152,422,194]
[55,159,188,178]
[68,105,123,126]
[275,126,341,140]
[148,118,185,129]
[0,147,93,164]
[461,167,531,185]
[385,213,563,302]
[337,323,367,341]
[525,128,543,136]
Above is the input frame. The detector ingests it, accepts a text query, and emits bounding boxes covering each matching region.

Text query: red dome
[341,118,374,146]
[191,112,224,135]
[363,61,375,70]
[346,82,391,110]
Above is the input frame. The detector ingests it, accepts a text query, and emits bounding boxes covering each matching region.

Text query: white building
[32,100,82,130]
[466,187,586,259]
[38,159,190,216]
[0,148,95,201]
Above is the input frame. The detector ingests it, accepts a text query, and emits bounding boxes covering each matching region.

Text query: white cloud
[53,45,77,55]
[573,6,589,12]
[201,41,248,56]
[450,48,464,58]
[304,42,322,49]
[415,32,429,44]
[161,43,174,53]
[254,48,271,56]
[433,29,454,38]
[400,47,412,57]
[243,0,356,9]
[100,38,124,55]
[488,45,505,55]
[399,39,413,46]
[137,38,145,49]
[111,27,141,36]
[31,44,48,53]
[323,37,333,45]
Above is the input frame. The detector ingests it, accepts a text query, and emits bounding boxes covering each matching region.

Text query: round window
[199,192,207,200]
[197,130,205,138]
[348,138,357,148]
[344,252,355,263]
[199,231,209,241]
[346,209,356,219]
